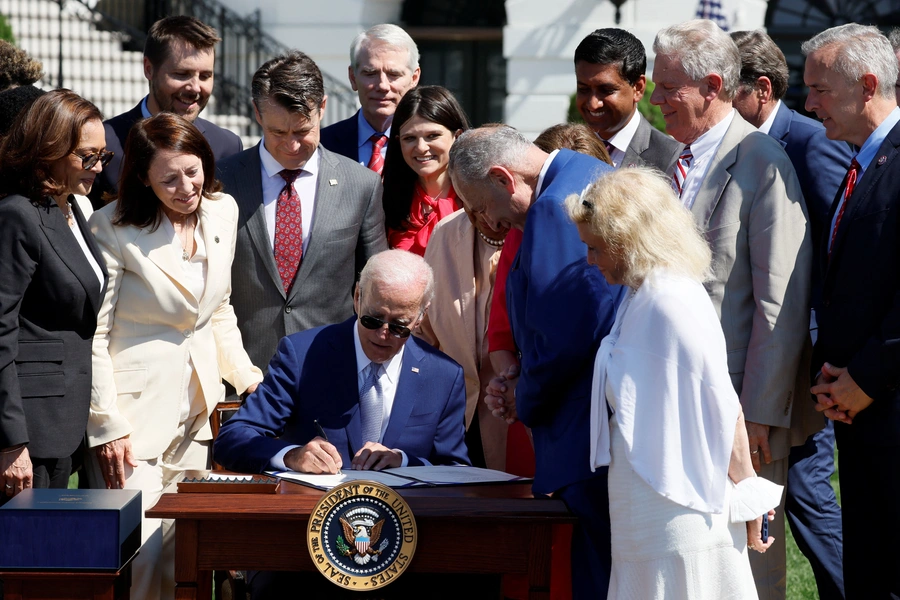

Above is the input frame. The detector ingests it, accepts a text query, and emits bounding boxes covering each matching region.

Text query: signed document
[267,466,530,491]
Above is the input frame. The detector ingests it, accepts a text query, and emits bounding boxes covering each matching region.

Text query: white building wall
[218,0,768,139]
[217,0,405,115]
[504,0,768,139]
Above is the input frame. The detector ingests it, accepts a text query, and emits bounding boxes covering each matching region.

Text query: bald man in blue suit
[449,126,620,599]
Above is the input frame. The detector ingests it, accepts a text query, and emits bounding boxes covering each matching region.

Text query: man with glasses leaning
[213,249,470,475]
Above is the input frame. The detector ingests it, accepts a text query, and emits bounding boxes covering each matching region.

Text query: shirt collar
[606,110,640,153]
[535,149,561,197]
[689,109,735,160]
[855,106,900,172]
[757,100,782,135]
[352,318,405,384]
[140,96,152,119]
[258,139,320,179]
[357,110,391,149]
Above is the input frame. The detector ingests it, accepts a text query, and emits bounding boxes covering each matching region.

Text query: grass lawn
[786,449,840,600]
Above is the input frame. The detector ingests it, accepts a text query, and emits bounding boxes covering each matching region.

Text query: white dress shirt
[680,109,736,210]
[757,100,783,135]
[269,323,413,470]
[603,110,641,168]
[258,141,319,255]
[535,149,561,197]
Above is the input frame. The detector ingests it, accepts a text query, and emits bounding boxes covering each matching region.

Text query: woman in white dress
[566,167,782,599]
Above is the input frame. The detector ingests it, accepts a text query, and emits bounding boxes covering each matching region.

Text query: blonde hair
[566,167,711,287]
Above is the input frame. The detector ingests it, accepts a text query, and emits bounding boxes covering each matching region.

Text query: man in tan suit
[650,20,818,600]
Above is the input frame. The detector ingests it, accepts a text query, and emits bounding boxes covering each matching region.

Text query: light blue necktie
[359,362,384,443]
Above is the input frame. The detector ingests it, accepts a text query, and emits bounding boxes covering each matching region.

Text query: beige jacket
[87,193,262,459]
[417,210,508,470]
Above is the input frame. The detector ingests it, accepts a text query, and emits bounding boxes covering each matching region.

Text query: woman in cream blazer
[87,114,262,600]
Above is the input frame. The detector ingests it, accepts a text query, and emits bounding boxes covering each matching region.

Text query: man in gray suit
[217,51,388,371]
[650,20,817,600]
[574,28,682,171]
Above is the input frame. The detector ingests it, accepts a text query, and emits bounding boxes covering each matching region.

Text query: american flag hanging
[696,0,730,31]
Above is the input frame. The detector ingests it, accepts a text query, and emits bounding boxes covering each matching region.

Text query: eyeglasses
[358,314,414,338]
[71,150,114,170]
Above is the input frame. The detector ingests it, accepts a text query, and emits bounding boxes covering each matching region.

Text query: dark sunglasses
[72,150,114,170]
[359,314,413,338]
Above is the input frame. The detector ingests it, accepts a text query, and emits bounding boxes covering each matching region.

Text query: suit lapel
[381,339,426,450]
[237,146,285,298]
[38,199,104,312]
[689,117,748,229]
[197,200,226,315]
[328,320,363,455]
[622,116,651,168]
[70,198,108,314]
[289,147,336,301]
[135,217,195,299]
[454,221,478,371]
[827,125,900,267]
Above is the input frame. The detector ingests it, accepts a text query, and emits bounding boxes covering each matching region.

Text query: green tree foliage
[0,13,14,44]
[568,79,667,134]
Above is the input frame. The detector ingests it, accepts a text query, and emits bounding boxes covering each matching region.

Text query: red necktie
[368,133,387,175]
[274,169,303,293]
[672,146,693,198]
[829,158,861,259]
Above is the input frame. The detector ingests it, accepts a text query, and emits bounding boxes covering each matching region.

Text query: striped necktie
[368,133,388,175]
[672,146,693,199]
[828,158,862,259]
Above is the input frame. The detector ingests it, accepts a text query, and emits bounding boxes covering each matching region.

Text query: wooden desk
[0,562,133,600]
[147,481,574,600]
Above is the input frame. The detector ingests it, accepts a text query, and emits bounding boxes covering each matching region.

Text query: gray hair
[802,24,898,100]
[731,30,789,101]
[447,125,533,187]
[890,28,900,52]
[653,19,741,99]
[359,250,434,314]
[351,24,419,73]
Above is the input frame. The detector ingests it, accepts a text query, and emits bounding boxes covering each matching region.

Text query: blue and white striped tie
[359,362,384,443]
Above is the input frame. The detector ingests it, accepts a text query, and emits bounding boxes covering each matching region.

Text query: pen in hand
[314,419,329,442]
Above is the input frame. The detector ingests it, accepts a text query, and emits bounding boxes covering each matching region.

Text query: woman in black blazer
[0,89,110,500]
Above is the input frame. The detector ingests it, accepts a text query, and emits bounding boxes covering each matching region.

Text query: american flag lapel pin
[878,155,887,166]
[329,178,338,186]
[411,367,420,373]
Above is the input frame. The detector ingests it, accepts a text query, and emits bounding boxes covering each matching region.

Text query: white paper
[266,469,421,490]
[384,465,529,485]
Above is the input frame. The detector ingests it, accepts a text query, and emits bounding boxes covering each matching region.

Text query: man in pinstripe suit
[217,51,388,371]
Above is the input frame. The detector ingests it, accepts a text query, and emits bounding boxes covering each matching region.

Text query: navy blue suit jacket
[320,111,360,163]
[814,119,900,447]
[506,149,620,494]
[768,107,853,308]
[89,102,243,208]
[213,318,470,473]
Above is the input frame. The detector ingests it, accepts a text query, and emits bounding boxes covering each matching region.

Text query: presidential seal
[307,481,417,591]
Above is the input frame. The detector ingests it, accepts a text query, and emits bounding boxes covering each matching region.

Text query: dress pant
[87,420,210,600]
[31,455,73,489]
[837,439,900,599]
[555,470,611,600]
[749,457,788,600]
[786,420,844,599]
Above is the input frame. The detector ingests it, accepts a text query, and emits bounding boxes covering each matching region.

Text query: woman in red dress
[381,86,470,255]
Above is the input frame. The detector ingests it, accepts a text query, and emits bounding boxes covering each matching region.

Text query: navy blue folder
[0,489,141,570]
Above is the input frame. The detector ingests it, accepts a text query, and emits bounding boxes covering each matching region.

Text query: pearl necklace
[478,231,505,247]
